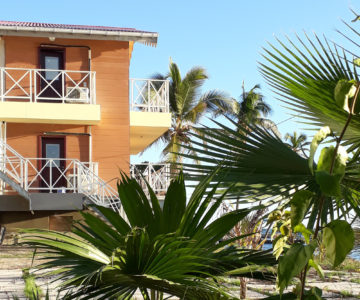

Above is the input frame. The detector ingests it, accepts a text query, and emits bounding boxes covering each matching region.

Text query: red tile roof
[0,20,155,34]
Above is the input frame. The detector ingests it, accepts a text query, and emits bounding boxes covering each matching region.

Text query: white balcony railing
[130,78,169,113]
[130,163,170,197]
[0,141,121,212]
[0,67,96,104]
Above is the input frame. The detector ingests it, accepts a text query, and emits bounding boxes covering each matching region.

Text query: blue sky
[0,0,357,162]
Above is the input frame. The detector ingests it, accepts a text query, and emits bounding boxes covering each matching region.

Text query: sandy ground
[1,246,360,299]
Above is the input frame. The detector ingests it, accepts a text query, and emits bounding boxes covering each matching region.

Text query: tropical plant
[20,172,276,300]
[224,205,267,299]
[284,131,309,156]
[224,82,278,136]
[179,16,360,300]
[22,268,42,300]
[143,60,232,164]
[209,82,276,298]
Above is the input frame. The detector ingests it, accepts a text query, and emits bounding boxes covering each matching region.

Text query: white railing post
[61,70,65,103]
[49,160,53,193]
[91,72,96,104]
[24,160,28,190]
[166,80,170,112]
[34,70,37,103]
[77,163,81,193]
[147,80,151,112]
[72,161,76,193]
[20,159,24,188]
[0,68,3,102]
[148,162,152,190]
[29,70,33,103]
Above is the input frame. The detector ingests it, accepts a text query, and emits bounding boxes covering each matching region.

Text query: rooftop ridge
[0,20,156,34]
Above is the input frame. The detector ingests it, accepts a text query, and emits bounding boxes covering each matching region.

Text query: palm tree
[143,60,233,164]
[179,21,360,299]
[221,82,279,137]
[284,131,309,157]
[210,82,276,299]
[235,83,270,125]
[21,172,276,300]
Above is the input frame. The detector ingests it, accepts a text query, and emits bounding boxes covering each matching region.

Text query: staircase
[0,141,122,214]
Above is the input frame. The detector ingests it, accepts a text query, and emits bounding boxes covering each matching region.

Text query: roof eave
[0,26,158,46]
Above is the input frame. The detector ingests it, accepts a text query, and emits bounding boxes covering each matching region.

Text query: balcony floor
[130,111,171,154]
[0,102,100,125]
[0,193,84,211]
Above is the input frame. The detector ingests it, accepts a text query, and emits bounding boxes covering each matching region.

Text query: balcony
[0,141,170,212]
[130,163,170,199]
[0,67,100,125]
[0,140,121,212]
[129,79,172,154]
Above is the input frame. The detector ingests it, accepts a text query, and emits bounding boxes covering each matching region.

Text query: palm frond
[176,66,208,116]
[259,33,360,143]
[181,119,315,203]
[20,172,276,299]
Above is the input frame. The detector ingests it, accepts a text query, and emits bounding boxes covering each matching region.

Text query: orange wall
[4,36,130,187]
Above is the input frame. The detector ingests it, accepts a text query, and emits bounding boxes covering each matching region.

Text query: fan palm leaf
[259,33,360,142]
[180,117,360,224]
[21,172,276,299]
[182,120,313,200]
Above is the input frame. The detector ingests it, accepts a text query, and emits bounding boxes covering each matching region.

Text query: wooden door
[40,137,66,191]
[39,49,64,102]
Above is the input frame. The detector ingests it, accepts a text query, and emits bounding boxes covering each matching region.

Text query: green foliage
[334,79,356,114]
[223,83,279,135]
[269,210,292,259]
[314,143,348,197]
[308,126,332,175]
[316,146,347,176]
[322,220,355,268]
[177,15,360,300]
[22,269,42,300]
[308,259,324,279]
[145,60,232,163]
[304,287,323,300]
[284,131,308,154]
[182,120,313,203]
[21,172,276,299]
[273,236,289,260]
[315,171,342,197]
[293,224,313,244]
[260,33,360,140]
[277,241,317,294]
[290,190,314,228]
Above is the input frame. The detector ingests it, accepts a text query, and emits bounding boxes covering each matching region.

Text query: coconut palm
[180,28,360,220]
[176,16,360,300]
[143,60,232,164]
[226,82,277,134]
[284,131,309,156]
[21,171,276,300]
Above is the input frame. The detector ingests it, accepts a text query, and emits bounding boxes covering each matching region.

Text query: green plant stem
[300,268,307,300]
[300,83,360,300]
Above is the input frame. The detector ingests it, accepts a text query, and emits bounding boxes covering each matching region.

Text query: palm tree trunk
[240,277,247,299]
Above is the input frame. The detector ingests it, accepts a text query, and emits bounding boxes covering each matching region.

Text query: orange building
[0,21,171,234]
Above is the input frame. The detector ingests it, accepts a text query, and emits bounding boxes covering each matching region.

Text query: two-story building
[0,21,171,234]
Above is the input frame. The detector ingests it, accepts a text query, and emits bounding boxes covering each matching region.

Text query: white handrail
[130,78,170,113]
[0,67,96,104]
[130,163,170,196]
[0,141,122,214]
